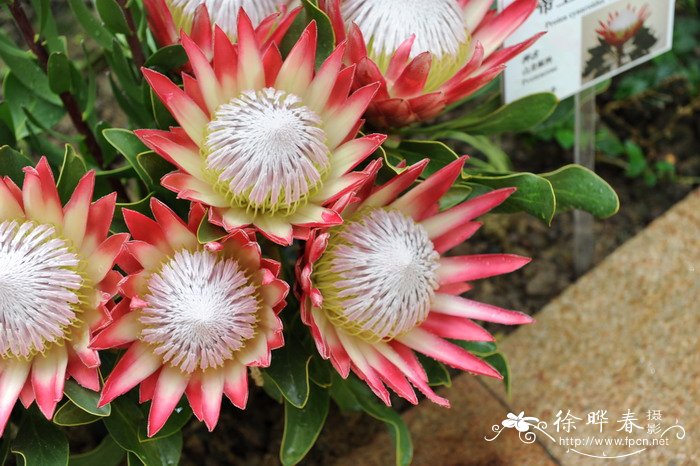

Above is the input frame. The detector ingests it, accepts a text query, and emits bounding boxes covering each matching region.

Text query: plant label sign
[499,0,676,103]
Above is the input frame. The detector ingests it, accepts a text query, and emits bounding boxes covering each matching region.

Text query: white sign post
[499,0,675,273]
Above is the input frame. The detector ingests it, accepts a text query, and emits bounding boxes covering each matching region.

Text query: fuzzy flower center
[205,88,330,216]
[342,0,468,59]
[0,220,83,359]
[140,249,260,373]
[313,208,440,342]
[341,0,471,90]
[167,0,283,36]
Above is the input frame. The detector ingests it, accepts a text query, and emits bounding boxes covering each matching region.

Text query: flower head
[94,200,288,436]
[296,158,533,406]
[596,4,650,46]
[0,158,125,433]
[138,12,385,245]
[321,0,542,127]
[144,0,300,51]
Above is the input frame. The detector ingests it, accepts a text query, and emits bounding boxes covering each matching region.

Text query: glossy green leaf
[139,400,192,442]
[442,131,511,172]
[439,184,473,210]
[4,72,65,140]
[103,397,182,466]
[453,341,498,357]
[103,128,150,186]
[458,93,558,134]
[69,436,125,466]
[387,139,460,177]
[0,31,61,104]
[47,52,72,94]
[95,0,131,35]
[485,353,511,396]
[301,0,336,67]
[541,164,620,218]
[328,372,361,411]
[346,377,413,466]
[12,408,69,466]
[56,145,88,203]
[309,355,332,388]
[197,214,229,244]
[68,0,115,50]
[263,338,312,408]
[0,145,33,185]
[144,45,188,70]
[280,383,330,466]
[136,151,176,190]
[416,355,451,387]
[466,173,556,223]
[53,401,102,427]
[64,379,111,417]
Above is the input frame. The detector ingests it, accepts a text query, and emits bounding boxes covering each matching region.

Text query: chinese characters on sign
[499,0,676,103]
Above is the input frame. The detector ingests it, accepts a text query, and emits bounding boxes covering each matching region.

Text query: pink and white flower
[321,0,543,128]
[596,3,650,47]
[144,0,299,51]
[0,158,126,433]
[296,158,533,406]
[93,200,288,436]
[138,12,385,245]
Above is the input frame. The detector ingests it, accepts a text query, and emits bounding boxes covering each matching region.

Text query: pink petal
[99,342,161,407]
[431,293,533,325]
[31,346,68,419]
[437,254,530,284]
[148,365,189,437]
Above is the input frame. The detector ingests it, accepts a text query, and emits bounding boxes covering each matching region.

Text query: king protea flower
[144,0,299,51]
[320,0,543,128]
[138,12,385,245]
[0,159,126,433]
[93,200,288,436]
[596,3,650,46]
[296,158,533,406]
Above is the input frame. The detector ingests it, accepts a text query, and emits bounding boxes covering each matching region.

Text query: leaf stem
[116,0,146,69]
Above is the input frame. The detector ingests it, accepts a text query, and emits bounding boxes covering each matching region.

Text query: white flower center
[314,209,440,342]
[140,249,260,373]
[0,220,83,359]
[205,88,330,215]
[341,0,468,61]
[609,9,640,33]
[167,0,283,36]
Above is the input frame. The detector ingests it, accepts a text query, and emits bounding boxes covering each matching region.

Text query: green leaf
[12,408,69,466]
[4,72,65,140]
[484,353,511,397]
[416,355,451,387]
[453,341,498,357]
[0,30,61,104]
[0,145,33,185]
[328,372,361,412]
[301,0,336,67]
[95,0,131,35]
[309,355,331,388]
[280,383,330,466]
[64,379,111,417]
[56,145,87,203]
[47,52,73,94]
[466,173,556,223]
[53,401,102,427]
[263,337,312,408]
[144,45,188,70]
[139,400,192,442]
[386,139,459,176]
[197,214,229,244]
[426,93,558,135]
[103,128,151,187]
[69,436,125,466]
[68,0,115,50]
[441,132,511,172]
[541,164,619,218]
[439,184,473,210]
[103,398,182,466]
[346,377,413,466]
[136,151,176,190]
